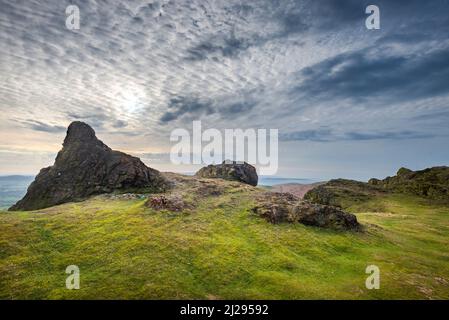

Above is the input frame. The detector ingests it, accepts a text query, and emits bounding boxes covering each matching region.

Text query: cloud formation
[280,129,435,142]
[296,47,449,104]
[0,0,448,177]
[18,120,66,133]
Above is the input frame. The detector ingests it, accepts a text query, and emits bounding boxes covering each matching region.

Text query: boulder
[195,161,258,186]
[251,192,359,230]
[251,192,298,224]
[9,122,168,211]
[291,202,359,230]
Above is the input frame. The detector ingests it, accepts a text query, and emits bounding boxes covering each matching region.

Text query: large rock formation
[368,166,449,200]
[304,166,449,210]
[251,192,359,230]
[9,122,168,211]
[195,161,258,186]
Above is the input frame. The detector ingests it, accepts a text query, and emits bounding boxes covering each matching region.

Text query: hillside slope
[1,174,449,299]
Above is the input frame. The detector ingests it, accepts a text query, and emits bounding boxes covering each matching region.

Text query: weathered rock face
[251,192,360,230]
[368,166,449,200]
[9,122,168,211]
[195,161,258,186]
[291,202,359,230]
[252,192,298,224]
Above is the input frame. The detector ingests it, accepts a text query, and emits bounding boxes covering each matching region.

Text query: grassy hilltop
[1,173,449,299]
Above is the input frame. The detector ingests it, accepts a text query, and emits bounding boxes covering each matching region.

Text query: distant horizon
[1,163,448,184]
[0,172,315,179]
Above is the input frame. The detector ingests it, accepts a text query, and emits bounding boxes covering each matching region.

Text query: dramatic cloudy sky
[1,0,448,180]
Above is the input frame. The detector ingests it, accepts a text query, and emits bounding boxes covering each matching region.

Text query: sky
[0,0,449,180]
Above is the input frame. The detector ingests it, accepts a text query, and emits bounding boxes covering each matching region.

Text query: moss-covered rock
[368,166,449,200]
[251,192,360,230]
[305,167,449,209]
[195,161,258,186]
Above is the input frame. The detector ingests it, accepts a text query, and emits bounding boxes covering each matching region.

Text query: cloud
[279,12,309,35]
[296,47,449,104]
[344,130,435,141]
[280,129,435,142]
[280,129,333,142]
[18,120,66,133]
[221,100,257,116]
[412,110,449,122]
[2,0,448,133]
[159,95,258,124]
[112,120,128,128]
[159,97,214,123]
[66,108,128,131]
[66,111,110,129]
[185,33,254,61]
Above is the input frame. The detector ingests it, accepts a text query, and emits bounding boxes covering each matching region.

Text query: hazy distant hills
[258,176,315,186]
[0,175,34,181]
[270,182,325,199]
[0,175,34,209]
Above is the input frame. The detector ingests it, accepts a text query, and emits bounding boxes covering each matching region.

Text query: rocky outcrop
[9,122,168,211]
[291,202,359,230]
[195,161,258,186]
[303,179,383,208]
[252,192,298,224]
[251,192,359,230]
[367,166,449,200]
[304,166,449,209]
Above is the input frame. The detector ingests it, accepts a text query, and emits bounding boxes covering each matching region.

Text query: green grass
[1,183,449,299]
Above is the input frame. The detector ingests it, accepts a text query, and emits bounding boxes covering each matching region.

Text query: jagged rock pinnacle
[9,122,168,211]
[63,121,99,145]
